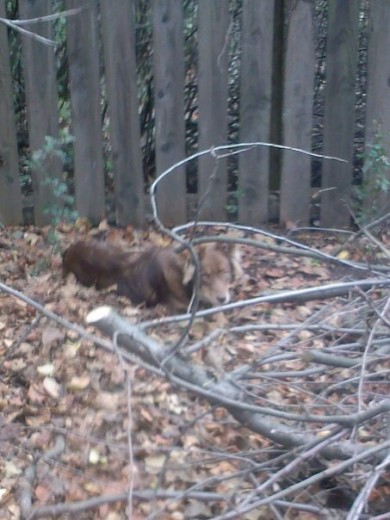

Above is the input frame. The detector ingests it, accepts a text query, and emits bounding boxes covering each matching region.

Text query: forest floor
[1,221,390,519]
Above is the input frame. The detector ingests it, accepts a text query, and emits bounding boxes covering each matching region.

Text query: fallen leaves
[1,222,390,518]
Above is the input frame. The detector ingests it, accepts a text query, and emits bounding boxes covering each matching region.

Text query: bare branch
[0,7,83,46]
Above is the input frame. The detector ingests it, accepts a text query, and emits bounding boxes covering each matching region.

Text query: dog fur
[62,240,135,290]
[62,239,241,311]
[116,247,190,310]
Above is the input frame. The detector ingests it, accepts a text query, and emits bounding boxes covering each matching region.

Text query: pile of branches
[7,214,390,519]
[85,236,390,518]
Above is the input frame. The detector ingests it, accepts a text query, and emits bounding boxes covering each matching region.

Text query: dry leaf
[67,375,90,391]
[94,391,122,410]
[265,268,285,278]
[88,448,100,465]
[4,462,22,477]
[41,327,64,347]
[9,358,27,372]
[37,363,55,377]
[28,384,46,404]
[337,250,350,260]
[42,377,62,399]
[145,454,166,472]
[35,484,51,503]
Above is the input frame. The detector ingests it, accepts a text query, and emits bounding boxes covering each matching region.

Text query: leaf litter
[0,222,390,518]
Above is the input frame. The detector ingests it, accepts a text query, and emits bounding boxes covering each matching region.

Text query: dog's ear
[195,243,208,257]
[213,241,238,257]
[212,241,233,254]
[182,261,195,285]
[181,245,203,284]
[214,242,243,279]
[230,245,243,279]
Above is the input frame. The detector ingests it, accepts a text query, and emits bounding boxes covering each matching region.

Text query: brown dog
[62,240,241,311]
[117,242,241,310]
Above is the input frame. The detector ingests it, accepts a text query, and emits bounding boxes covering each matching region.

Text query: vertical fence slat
[364,2,390,214]
[321,0,360,228]
[101,0,144,227]
[0,0,23,225]
[152,0,186,226]
[197,0,229,221]
[66,0,105,224]
[238,0,274,225]
[280,0,314,226]
[20,0,61,226]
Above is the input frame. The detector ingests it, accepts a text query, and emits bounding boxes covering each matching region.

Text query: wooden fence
[0,0,389,229]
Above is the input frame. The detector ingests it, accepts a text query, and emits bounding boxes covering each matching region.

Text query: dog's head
[183,243,242,307]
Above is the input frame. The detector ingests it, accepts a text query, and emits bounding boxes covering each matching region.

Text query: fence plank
[19,0,61,226]
[0,0,23,225]
[364,2,390,215]
[238,0,274,225]
[321,0,360,228]
[280,0,314,226]
[152,0,186,226]
[100,0,144,227]
[197,0,229,221]
[66,0,105,224]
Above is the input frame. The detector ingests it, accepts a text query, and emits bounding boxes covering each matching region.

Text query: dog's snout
[217,294,230,305]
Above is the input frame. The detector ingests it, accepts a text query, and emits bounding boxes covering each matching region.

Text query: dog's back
[117,247,189,310]
[62,240,131,289]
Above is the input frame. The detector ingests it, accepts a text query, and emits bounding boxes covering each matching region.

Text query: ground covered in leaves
[1,221,390,519]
